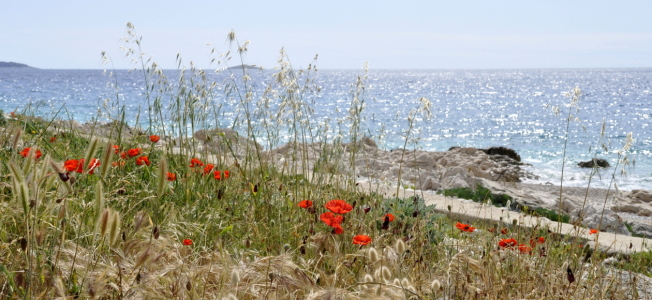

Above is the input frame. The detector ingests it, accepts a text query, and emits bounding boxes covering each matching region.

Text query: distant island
[0,61,34,68]
[227,64,262,70]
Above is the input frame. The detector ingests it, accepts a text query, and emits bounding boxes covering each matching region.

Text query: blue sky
[2,1,651,69]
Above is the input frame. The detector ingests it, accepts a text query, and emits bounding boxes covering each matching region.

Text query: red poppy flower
[352,235,372,246]
[320,212,344,227]
[298,200,313,209]
[498,238,518,248]
[182,239,193,245]
[87,158,101,174]
[203,164,215,175]
[455,222,475,233]
[589,229,598,235]
[529,237,546,247]
[214,170,230,180]
[64,159,83,173]
[190,158,204,167]
[127,148,141,157]
[383,214,395,222]
[20,147,42,159]
[49,137,57,143]
[324,199,353,214]
[518,244,532,254]
[136,156,151,166]
[332,224,344,234]
[500,228,509,235]
[112,145,120,154]
[149,135,160,143]
[120,152,127,159]
[167,172,177,181]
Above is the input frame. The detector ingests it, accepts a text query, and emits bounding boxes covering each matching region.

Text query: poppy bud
[58,172,69,182]
[567,267,575,283]
[19,237,27,252]
[152,226,160,239]
[364,206,371,213]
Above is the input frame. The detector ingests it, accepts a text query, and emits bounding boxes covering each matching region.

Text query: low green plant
[438,184,513,207]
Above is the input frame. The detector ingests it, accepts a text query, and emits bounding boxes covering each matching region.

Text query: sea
[1,68,651,191]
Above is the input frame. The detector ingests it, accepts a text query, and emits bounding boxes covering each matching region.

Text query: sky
[2,0,652,69]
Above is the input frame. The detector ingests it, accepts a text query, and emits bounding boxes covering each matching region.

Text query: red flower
[383,213,395,222]
[149,135,160,143]
[190,158,204,167]
[64,159,83,173]
[127,148,141,157]
[498,238,518,248]
[136,156,151,166]
[120,152,127,159]
[214,170,230,180]
[352,235,372,246]
[167,172,177,181]
[112,145,120,154]
[518,244,532,254]
[87,158,101,174]
[455,222,476,233]
[320,212,343,227]
[500,228,509,235]
[49,137,57,143]
[298,200,313,209]
[324,199,353,214]
[203,164,215,175]
[20,147,42,159]
[332,224,344,234]
[182,239,193,245]
[529,236,546,247]
[589,229,598,235]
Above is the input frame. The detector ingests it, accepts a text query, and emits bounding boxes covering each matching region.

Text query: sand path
[358,179,652,255]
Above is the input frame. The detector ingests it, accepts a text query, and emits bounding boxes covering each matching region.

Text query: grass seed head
[368,247,379,263]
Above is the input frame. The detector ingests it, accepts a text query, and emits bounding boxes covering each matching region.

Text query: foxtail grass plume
[368,247,379,263]
[231,269,241,285]
[396,239,406,254]
[84,137,100,170]
[95,181,104,221]
[98,208,111,238]
[431,279,441,292]
[381,266,392,282]
[100,140,114,178]
[157,157,168,197]
[108,210,121,245]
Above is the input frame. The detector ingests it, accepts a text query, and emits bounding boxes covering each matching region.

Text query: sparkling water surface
[1,68,650,190]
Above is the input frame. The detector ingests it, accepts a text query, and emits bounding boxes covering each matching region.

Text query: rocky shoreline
[43,120,652,238]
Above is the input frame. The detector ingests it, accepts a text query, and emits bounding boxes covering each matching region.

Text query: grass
[0,25,650,299]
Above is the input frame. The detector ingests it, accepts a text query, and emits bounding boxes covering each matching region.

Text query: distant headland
[0,61,34,68]
[227,64,262,70]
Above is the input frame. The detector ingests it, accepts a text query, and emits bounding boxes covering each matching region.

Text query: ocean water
[1,68,651,191]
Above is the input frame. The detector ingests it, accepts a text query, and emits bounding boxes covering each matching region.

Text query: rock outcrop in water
[577,158,610,168]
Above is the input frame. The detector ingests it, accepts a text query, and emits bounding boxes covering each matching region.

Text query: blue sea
[1,68,651,191]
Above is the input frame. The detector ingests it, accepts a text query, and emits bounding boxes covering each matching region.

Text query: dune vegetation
[0,25,651,299]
